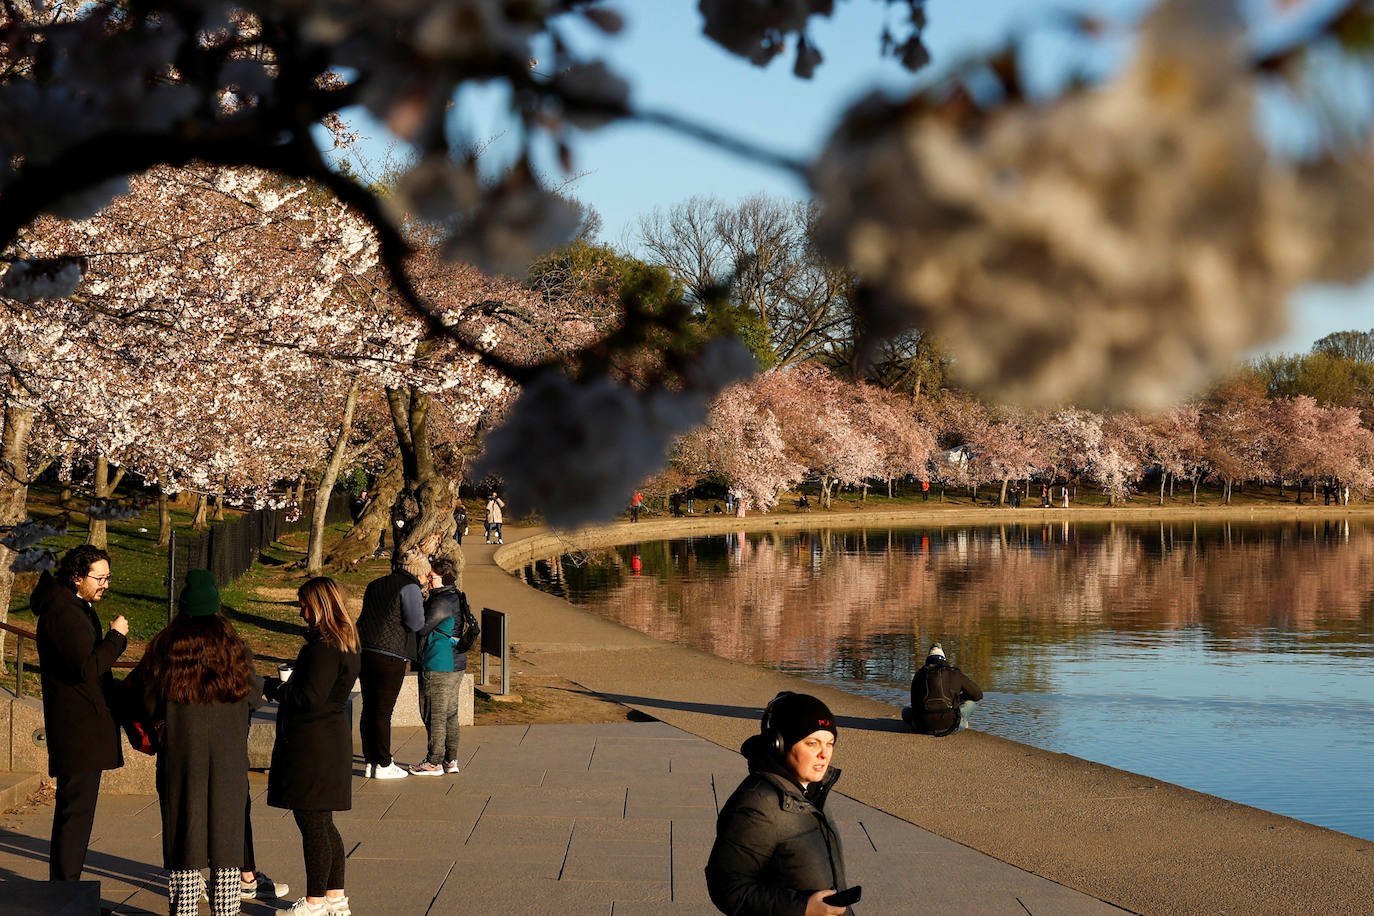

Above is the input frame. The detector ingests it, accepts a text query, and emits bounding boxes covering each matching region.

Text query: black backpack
[453,590,480,655]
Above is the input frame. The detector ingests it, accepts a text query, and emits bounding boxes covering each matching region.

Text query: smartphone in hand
[823,886,862,907]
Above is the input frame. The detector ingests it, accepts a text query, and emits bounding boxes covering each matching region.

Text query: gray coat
[706,735,851,916]
[149,696,254,870]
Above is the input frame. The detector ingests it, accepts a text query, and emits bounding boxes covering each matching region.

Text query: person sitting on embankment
[902,644,983,736]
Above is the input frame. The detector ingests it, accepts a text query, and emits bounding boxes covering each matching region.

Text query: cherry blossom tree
[755,364,883,509]
[1143,404,1211,504]
[1312,404,1374,497]
[967,408,1044,505]
[678,380,805,513]
[1200,375,1272,504]
[849,385,937,498]
[1268,396,1326,502]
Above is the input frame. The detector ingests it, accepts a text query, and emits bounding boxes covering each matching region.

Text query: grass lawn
[1,485,389,690]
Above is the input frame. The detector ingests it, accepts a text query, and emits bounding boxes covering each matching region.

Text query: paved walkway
[0,722,1123,915]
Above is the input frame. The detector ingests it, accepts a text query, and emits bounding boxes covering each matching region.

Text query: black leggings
[292,810,345,897]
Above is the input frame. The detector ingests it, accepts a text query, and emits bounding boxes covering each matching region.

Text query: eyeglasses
[85,574,112,585]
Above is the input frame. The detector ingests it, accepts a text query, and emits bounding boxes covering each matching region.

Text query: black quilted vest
[357,570,420,660]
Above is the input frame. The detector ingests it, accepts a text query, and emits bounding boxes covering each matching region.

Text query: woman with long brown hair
[132,569,257,916]
[264,576,362,916]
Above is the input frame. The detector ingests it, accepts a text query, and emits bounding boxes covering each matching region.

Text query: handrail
[2,617,138,699]
[0,619,36,639]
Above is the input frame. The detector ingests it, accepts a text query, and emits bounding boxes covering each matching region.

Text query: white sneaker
[286,899,327,915]
[241,871,289,900]
[372,761,409,779]
[325,895,352,916]
[363,762,375,778]
[443,759,460,774]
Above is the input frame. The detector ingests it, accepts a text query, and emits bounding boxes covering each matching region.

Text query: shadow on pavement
[589,690,911,734]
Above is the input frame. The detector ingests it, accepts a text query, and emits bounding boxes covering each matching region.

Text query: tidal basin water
[519,519,1374,841]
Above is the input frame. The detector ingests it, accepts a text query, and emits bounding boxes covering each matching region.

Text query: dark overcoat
[32,571,127,776]
[266,629,361,811]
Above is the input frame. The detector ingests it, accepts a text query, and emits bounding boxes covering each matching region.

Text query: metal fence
[170,492,350,597]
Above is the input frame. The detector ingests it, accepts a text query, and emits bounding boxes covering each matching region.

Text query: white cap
[927,644,946,660]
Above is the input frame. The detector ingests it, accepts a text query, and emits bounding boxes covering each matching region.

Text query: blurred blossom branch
[1,0,1373,530]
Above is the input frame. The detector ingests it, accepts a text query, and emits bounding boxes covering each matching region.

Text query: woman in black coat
[706,693,853,916]
[132,570,257,916]
[264,577,362,916]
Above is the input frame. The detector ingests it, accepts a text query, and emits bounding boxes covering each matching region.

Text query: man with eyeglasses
[32,544,128,881]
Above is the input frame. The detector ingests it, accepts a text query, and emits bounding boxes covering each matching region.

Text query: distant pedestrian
[356,550,429,778]
[410,556,470,777]
[452,501,468,545]
[921,479,929,502]
[630,491,643,523]
[130,570,257,916]
[33,544,128,883]
[1041,483,1050,508]
[725,492,735,515]
[706,692,852,916]
[264,577,361,916]
[485,491,505,544]
[902,644,983,736]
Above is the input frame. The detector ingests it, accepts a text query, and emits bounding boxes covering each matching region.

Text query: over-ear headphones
[760,691,796,758]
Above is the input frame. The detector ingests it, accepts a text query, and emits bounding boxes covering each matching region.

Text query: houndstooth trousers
[168,867,239,916]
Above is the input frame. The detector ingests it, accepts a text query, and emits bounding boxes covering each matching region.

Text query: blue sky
[334,0,1374,357]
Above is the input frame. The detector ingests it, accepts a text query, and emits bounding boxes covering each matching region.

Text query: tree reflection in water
[520,519,1374,840]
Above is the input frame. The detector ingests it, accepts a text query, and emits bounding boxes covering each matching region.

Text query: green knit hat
[178,569,220,617]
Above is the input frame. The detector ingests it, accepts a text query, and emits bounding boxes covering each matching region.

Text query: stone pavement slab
[0,722,1125,915]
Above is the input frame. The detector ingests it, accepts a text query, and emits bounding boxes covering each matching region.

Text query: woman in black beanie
[706,692,855,916]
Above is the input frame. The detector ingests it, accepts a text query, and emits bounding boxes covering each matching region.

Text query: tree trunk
[1159,472,1167,506]
[861,481,868,502]
[1192,475,1200,505]
[326,453,404,570]
[999,478,1009,506]
[1225,478,1233,505]
[0,405,35,673]
[155,472,173,548]
[819,474,833,509]
[307,380,360,576]
[211,491,226,521]
[192,493,208,530]
[85,456,125,549]
[887,478,893,499]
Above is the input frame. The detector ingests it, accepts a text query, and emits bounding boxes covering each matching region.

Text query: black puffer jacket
[706,735,851,916]
[32,571,127,776]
